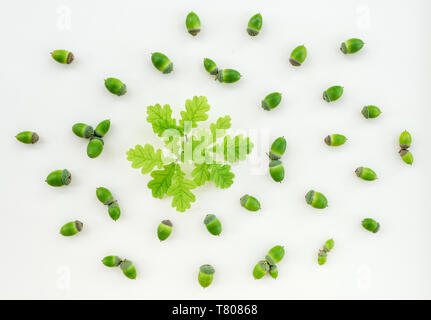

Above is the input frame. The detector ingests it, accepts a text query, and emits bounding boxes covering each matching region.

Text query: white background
[1,0,430,299]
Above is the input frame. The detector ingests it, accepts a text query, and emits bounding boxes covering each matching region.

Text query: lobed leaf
[126,144,163,174]
[209,164,235,189]
[147,162,176,199]
[167,165,197,212]
[147,104,179,137]
[180,96,210,130]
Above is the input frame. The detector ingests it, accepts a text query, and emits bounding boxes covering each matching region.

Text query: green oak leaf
[167,165,197,212]
[216,134,254,163]
[147,162,176,199]
[191,163,211,186]
[147,104,179,137]
[180,96,210,131]
[210,115,231,141]
[126,144,163,174]
[209,164,235,189]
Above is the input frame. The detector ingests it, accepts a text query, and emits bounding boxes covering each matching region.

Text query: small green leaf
[147,104,179,137]
[209,164,235,189]
[126,144,164,174]
[217,134,254,163]
[147,163,176,199]
[191,163,211,186]
[180,96,210,130]
[210,116,231,141]
[167,165,197,212]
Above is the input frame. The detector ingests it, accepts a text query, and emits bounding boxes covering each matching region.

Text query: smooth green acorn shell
[204,214,222,236]
[362,218,380,233]
[269,137,287,160]
[240,194,261,211]
[247,13,262,36]
[203,58,218,75]
[305,190,328,209]
[262,92,282,111]
[399,149,413,165]
[96,187,114,205]
[157,220,173,241]
[105,78,127,96]
[46,169,71,187]
[60,220,83,236]
[94,120,110,137]
[51,49,74,64]
[266,245,285,265]
[361,105,381,119]
[120,260,137,279]
[198,264,215,288]
[108,202,121,221]
[16,131,39,144]
[186,12,201,36]
[340,38,364,54]
[355,167,377,181]
[399,131,412,149]
[87,137,104,158]
[324,134,347,146]
[269,160,285,182]
[151,52,173,74]
[323,86,343,102]
[323,239,335,252]
[72,123,94,139]
[253,260,269,279]
[289,45,307,66]
[102,255,122,267]
[269,265,278,279]
[217,69,241,83]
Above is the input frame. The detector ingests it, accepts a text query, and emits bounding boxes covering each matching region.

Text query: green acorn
[102,255,122,267]
[247,13,262,36]
[269,265,278,279]
[96,187,114,205]
[323,85,343,102]
[399,149,413,165]
[399,131,412,149]
[157,220,173,241]
[51,49,74,64]
[355,167,377,181]
[269,137,287,160]
[60,220,83,236]
[305,190,328,209]
[289,45,307,66]
[340,38,364,54]
[217,69,241,83]
[203,58,218,75]
[261,92,282,111]
[266,245,285,265]
[72,123,94,139]
[104,77,127,96]
[318,239,334,265]
[269,160,285,182]
[151,52,173,74]
[94,120,111,137]
[46,169,71,187]
[198,264,215,288]
[253,260,269,279]
[317,250,327,265]
[108,202,121,221]
[324,134,347,146]
[87,137,104,158]
[186,12,201,36]
[204,214,222,236]
[361,105,382,119]
[240,194,261,211]
[120,259,137,279]
[15,131,39,144]
[362,218,380,233]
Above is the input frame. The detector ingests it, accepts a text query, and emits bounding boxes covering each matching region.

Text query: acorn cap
[204,214,216,225]
[74,220,83,232]
[200,264,215,274]
[161,219,173,227]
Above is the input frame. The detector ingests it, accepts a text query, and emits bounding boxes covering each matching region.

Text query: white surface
[1,0,430,299]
